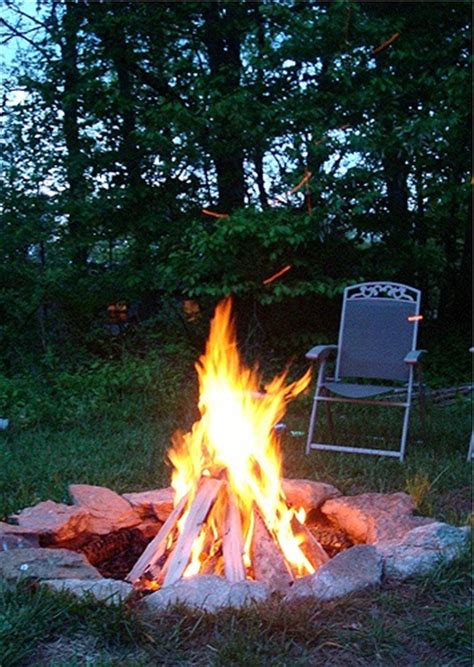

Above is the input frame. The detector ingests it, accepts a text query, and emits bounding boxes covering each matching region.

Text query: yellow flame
[168,297,312,577]
[296,507,306,524]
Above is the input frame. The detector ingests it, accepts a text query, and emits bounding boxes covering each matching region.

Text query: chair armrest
[306,345,338,361]
[404,350,427,365]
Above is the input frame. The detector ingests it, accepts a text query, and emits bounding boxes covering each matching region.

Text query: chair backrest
[335,282,421,382]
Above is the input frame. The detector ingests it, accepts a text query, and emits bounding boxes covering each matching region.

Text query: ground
[0,375,472,666]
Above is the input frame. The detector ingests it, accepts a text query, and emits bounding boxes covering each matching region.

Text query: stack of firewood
[126,476,329,592]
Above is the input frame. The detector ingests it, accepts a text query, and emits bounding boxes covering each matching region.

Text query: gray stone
[285,545,383,603]
[227,580,270,607]
[1,521,41,552]
[378,522,470,581]
[282,479,341,513]
[140,575,269,613]
[41,578,133,604]
[123,487,174,521]
[11,501,90,544]
[321,492,435,544]
[1,533,40,552]
[69,484,141,535]
[141,575,229,613]
[0,521,39,536]
[0,547,102,584]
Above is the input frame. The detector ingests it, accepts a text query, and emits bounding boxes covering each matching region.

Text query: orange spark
[407,315,423,322]
[373,32,401,56]
[289,171,312,195]
[263,265,292,285]
[202,209,230,219]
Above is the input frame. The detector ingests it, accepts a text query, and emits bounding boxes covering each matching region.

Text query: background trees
[0,0,471,367]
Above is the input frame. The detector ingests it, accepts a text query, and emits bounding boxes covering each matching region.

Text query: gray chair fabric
[322,382,396,399]
[305,281,426,462]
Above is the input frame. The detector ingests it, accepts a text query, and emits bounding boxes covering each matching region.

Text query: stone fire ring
[0,481,469,615]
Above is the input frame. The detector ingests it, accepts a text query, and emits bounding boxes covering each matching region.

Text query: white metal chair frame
[305,282,426,462]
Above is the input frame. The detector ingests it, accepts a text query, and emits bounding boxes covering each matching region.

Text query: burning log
[222,484,246,582]
[251,510,294,591]
[126,493,188,584]
[162,478,223,587]
[291,519,329,571]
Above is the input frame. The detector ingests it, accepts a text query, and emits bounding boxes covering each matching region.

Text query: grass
[0,353,472,666]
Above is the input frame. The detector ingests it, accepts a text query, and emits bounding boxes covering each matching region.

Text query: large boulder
[285,545,383,603]
[69,484,141,535]
[10,501,90,544]
[321,492,435,544]
[0,547,101,585]
[140,575,270,614]
[377,522,470,581]
[282,479,341,513]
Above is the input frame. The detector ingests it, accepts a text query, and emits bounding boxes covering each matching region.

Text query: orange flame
[167,297,312,577]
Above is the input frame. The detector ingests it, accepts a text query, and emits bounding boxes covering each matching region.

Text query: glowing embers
[127,298,327,591]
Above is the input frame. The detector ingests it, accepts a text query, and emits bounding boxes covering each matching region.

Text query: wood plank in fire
[125,492,188,584]
[162,477,224,588]
[294,520,330,570]
[222,484,246,582]
[251,509,294,591]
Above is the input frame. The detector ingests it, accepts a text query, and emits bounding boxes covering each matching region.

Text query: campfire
[3,297,467,613]
[126,298,329,591]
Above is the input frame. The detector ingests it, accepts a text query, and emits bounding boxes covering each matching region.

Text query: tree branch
[4,0,49,29]
[0,17,50,58]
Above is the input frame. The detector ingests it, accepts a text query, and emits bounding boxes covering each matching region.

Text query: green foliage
[0,0,471,364]
[0,345,194,430]
[159,208,359,304]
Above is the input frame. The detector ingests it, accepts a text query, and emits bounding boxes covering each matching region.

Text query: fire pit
[0,299,469,612]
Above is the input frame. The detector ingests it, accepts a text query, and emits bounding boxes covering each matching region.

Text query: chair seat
[323,382,398,399]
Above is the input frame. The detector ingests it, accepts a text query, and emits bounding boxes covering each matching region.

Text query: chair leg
[399,403,411,462]
[400,368,415,462]
[467,432,474,462]
[306,359,328,455]
[418,382,427,441]
[323,388,335,442]
[306,394,320,455]
[416,365,427,441]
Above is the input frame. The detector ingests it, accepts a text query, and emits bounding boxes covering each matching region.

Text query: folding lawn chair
[305,281,426,462]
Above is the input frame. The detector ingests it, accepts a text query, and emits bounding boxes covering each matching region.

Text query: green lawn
[0,363,472,666]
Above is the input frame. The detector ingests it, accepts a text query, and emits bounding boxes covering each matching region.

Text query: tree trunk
[202,2,246,211]
[382,149,410,244]
[61,2,88,267]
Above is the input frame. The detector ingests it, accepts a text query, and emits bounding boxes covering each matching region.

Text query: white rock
[377,522,470,581]
[285,545,383,602]
[41,578,133,604]
[140,575,270,613]
[228,580,270,607]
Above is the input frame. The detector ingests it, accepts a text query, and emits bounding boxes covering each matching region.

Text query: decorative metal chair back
[335,283,421,383]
